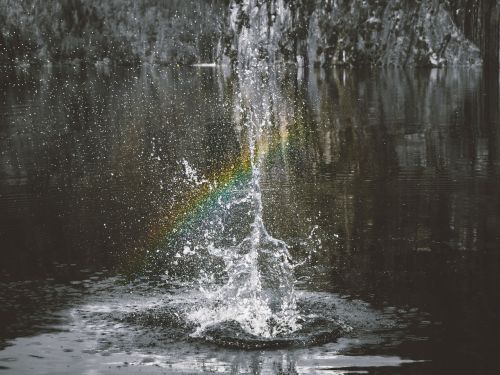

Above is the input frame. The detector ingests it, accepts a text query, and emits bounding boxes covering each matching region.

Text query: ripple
[0,277,431,373]
[68,283,411,353]
[200,317,346,349]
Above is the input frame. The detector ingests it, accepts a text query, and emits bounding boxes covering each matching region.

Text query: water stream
[172,63,351,347]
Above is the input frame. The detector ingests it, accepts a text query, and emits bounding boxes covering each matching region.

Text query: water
[1,64,500,374]
[185,64,304,341]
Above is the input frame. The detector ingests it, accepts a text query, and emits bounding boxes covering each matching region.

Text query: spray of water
[187,63,302,338]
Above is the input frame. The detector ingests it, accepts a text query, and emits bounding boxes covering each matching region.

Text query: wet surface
[1,65,500,373]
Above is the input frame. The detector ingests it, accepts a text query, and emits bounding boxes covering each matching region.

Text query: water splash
[181,159,209,186]
[187,63,302,338]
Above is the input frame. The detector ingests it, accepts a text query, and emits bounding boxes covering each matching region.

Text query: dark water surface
[1,65,499,374]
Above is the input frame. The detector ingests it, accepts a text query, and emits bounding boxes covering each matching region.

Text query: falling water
[187,63,302,339]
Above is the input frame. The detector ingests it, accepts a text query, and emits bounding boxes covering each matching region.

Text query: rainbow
[120,146,251,273]
[120,111,305,274]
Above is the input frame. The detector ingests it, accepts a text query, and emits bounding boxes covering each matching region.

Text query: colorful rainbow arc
[121,118,297,274]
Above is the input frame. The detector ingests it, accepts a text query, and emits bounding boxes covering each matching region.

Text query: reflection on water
[1,65,499,374]
[0,65,238,278]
